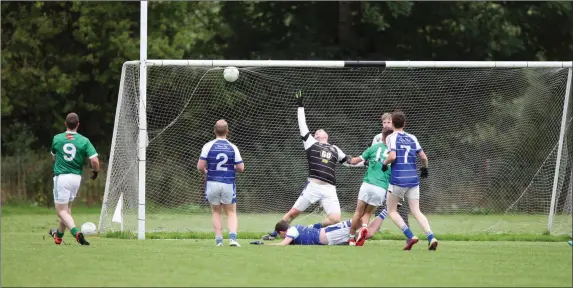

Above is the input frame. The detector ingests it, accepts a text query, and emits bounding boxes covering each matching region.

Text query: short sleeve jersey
[359,142,391,189]
[286,225,322,245]
[385,131,423,187]
[301,133,347,186]
[51,132,98,176]
[200,138,243,184]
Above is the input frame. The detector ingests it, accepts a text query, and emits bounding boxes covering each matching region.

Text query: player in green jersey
[48,113,99,246]
[369,112,410,228]
[345,126,394,246]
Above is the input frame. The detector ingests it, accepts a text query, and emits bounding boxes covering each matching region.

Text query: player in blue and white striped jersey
[382,111,438,251]
[269,209,389,246]
[368,112,409,228]
[197,119,245,247]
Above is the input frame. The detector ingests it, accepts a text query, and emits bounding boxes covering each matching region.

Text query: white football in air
[81,222,97,235]
[223,66,239,82]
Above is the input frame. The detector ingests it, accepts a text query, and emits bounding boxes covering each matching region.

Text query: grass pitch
[114,212,573,242]
[1,206,572,287]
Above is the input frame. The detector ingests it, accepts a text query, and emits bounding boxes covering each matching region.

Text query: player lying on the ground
[262,90,359,240]
[345,126,393,246]
[268,210,388,246]
[382,110,438,251]
[197,119,245,247]
[48,112,98,246]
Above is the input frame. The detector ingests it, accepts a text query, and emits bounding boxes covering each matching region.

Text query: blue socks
[378,209,387,220]
[270,231,278,237]
[215,235,223,245]
[229,232,237,241]
[312,222,322,229]
[401,225,414,239]
[425,231,434,243]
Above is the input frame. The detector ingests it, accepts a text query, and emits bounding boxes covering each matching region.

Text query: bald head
[214,119,229,137]
[65,112,80,130]
[314,129,329,143]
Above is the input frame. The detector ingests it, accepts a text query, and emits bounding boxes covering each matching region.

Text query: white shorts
[292,181,340,215]
[357,182,386,207]
[53,174,82,204]
[324,220,352,245]
[205,181,236,205]
[388,184,420,200]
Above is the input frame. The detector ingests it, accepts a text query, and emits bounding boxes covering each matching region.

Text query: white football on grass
[81,222,97,235]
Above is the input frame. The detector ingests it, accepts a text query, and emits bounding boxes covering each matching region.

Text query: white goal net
[99,62,572,237]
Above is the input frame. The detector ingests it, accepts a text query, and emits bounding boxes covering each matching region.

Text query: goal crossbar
[124,60,573,68]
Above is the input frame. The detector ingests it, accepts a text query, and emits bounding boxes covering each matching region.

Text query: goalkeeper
[262,90,359,240]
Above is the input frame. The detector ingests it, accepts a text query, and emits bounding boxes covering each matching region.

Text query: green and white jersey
[51,131,98,176]
[360,142,391,190]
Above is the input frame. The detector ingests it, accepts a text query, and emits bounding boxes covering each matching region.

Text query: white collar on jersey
[215,137,228,141]
[65,131,78,134]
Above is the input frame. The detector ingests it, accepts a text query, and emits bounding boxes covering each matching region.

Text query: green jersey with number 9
[360,142,391,190]
[51,132,98,176]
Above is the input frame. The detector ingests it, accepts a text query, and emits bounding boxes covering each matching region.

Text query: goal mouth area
[99,61,573,240]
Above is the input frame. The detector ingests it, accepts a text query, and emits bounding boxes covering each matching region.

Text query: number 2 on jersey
[63,143,76,161]
[400,145,411,163]
[215,153,229,171]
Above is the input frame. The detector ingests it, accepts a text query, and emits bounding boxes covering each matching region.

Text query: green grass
[132,210,573,238]
[107,212,572,242]
[4,206,572,242]
[106,231,570,242]
[2,206,572,287]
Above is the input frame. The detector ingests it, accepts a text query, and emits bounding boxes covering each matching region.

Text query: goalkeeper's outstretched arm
[295,90,317,150]
[298,107,317,150]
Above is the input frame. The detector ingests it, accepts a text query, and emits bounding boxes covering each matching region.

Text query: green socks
[57,227,79,238]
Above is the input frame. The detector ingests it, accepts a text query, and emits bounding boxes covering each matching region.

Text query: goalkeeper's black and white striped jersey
[302,133,347,185]
[297,107,348,185]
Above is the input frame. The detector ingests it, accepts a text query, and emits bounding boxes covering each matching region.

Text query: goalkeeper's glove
[381,164,388,172]
[250,241,264,245]
[295,90,304,107]
[90,170,99,180]
[420,167,428,178]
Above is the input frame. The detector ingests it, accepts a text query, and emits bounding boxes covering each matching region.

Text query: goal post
[138,0,148,241]
[548,67,572,233]
[98,60,573,239]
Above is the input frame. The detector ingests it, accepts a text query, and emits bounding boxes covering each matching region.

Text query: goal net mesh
[99,64,572,237]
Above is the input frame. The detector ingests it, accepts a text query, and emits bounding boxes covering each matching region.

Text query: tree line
[2,1,572,207]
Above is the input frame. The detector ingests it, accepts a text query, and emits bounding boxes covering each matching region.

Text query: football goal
[98,59,573,240]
